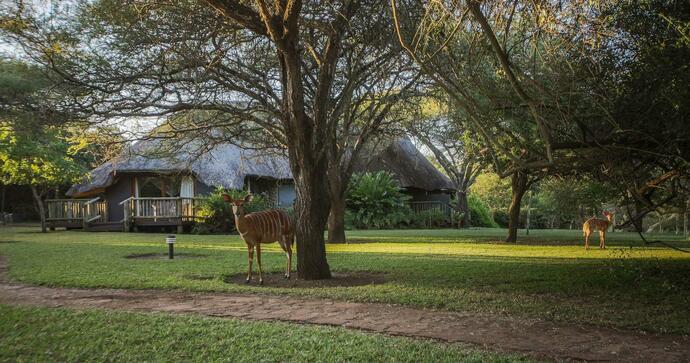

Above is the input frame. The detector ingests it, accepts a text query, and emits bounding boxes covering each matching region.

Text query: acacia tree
[390,0,573,241]
[1,0,416,276]
[406,104,484,227]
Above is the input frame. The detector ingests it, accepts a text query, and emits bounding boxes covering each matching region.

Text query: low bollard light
[166,235,176,259]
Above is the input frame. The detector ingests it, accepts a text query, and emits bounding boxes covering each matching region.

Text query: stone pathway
[0,256,687,362]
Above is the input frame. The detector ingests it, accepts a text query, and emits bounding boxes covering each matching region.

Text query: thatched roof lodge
[54,138,454,231]
[358,138,455,200]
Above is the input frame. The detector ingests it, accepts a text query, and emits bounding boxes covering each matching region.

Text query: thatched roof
[68,137,454,197]
[356,138,455,191]
[66,140,291,197]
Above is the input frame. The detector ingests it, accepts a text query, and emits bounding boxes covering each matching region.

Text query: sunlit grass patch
[0,225,688,334]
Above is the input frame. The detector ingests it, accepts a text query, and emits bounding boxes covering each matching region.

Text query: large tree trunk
[293,167,332,280]
[456,190,470,228]
[30,185,47,233]
[278,24,334,279]
[327,195,347,243]
[326,160,348,244]
[525,190,532,235]
[505,171,529,243]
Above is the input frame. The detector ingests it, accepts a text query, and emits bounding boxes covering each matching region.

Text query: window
[137,176,183,197]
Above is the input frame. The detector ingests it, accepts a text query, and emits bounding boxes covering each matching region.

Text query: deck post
[82,203,87,230]
[123,202,130,232]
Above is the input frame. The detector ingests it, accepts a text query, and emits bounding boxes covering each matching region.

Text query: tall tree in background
[390,0,582,241]
[407,100,484,227]
[584,0,690,232]
[0,125,85,232]
[392,0,689,241]
[0,60,84,231]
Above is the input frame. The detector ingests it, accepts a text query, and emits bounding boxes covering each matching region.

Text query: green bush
[346,172,412,229]
[468,194,499,228]
[194,189,271,234]
[493,210,509,227]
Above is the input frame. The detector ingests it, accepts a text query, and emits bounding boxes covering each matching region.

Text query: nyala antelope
[582,211,614,250]
[223,194,294,284]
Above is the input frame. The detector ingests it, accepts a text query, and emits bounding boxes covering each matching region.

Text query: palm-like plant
[346,172,412,229]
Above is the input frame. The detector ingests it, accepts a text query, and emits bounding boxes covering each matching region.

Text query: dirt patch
[223,271,385,288]
[124,253,207,260]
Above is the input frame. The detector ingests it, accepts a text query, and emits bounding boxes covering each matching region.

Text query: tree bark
[327,195,347,243]
[292,163,332,280]
[30,185,47,233]
[456,190,470,228]
[525,190,532,235]
[1,184,5,213]
[505,171,529,243]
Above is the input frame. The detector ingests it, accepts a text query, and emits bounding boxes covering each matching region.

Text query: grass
[1,225,689,335]
[0,305,530,362]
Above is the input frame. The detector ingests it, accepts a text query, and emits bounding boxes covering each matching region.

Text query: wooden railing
[121,197,202,226]
[47,199,90,221]
[46,198,107,227]
[408,200,459,227]
[83,197,107,224]
[408,201,454,217]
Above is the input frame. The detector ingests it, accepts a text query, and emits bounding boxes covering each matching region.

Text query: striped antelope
[223,194,294,284]
[582,211,614,250]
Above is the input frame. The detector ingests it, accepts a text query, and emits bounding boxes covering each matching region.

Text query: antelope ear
[244,194,254,203]
[221,194,233,203]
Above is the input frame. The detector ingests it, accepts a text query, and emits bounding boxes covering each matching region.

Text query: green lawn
[1,225,689,335]
[0,305,529,362]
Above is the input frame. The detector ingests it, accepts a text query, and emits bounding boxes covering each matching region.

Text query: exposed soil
[124,253,207,260]
[0,256,687,362]
[223,271,385,288]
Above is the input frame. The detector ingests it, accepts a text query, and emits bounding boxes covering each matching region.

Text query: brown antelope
[222,194,294,284]
[582,211,614,250]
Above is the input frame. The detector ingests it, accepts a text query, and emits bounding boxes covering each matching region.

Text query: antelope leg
[247,244,254,283]
[256,244,263,285]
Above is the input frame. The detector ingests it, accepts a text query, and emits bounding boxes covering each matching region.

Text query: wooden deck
[47,198,454,232]
[47,197,204,232]
[46,198,107,230]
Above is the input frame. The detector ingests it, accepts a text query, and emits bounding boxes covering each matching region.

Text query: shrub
[194,188,271,234]
[346,171,412,229]
[468,194,499,228]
